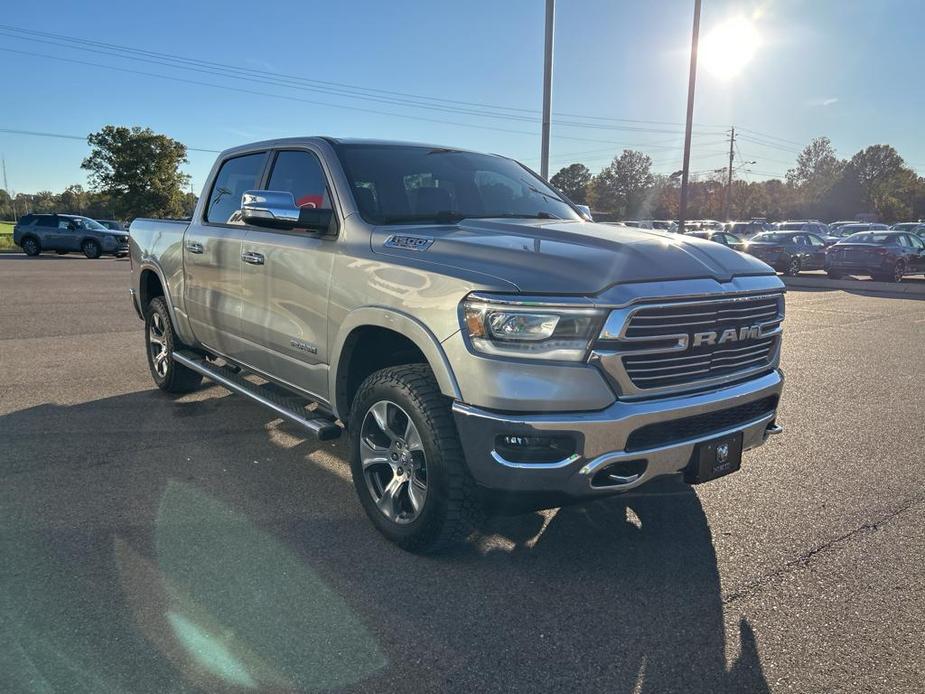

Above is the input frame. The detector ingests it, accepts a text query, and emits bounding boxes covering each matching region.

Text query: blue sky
[2,0,923,195]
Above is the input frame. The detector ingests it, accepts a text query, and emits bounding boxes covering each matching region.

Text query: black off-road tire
[349,364,485,553]
[145,297,203,393]
[21,236,40,256]
[82,239,102,259]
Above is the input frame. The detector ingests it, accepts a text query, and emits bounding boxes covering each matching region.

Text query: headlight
[461,296,603,361]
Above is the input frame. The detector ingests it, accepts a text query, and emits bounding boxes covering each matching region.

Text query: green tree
[588,150,654,215]
[844,145,916,222]
[81,125,190,219]
[550,163,592,204]
[787,137,845,219]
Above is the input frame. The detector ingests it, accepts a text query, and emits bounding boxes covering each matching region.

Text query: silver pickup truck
[129,137,785,552]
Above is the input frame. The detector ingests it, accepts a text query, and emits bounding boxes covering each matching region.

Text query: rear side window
[19,214,34,225]
[35,216,57,228]
[267,150,331,210]
[908,234,925,250]
[206,152,267,224]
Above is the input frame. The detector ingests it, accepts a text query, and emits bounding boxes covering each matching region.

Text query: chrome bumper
[452,369,784,498]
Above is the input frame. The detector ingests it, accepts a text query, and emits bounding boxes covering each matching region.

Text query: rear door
[806,233,827,268]
[184,150,269,358]
[907,234,925,272]
[238,148,338,400]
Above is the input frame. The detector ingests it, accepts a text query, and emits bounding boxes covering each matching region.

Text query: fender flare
[328,306,462,419]
[136,261,186,339]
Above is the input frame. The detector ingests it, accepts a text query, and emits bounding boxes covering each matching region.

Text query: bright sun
[700,17,760,80]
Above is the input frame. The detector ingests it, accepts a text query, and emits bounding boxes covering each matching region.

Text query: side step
[173,351,341,441]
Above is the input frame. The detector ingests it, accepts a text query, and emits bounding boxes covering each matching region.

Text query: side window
[206,152,267,224]
[808,234,825,247]
[36,216,57,228]
[267,150,331,210]
[793,234,807,246]
[907,234,924,250]
[896,234,909,247]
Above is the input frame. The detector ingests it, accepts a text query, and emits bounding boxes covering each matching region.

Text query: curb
[782,274,925,296]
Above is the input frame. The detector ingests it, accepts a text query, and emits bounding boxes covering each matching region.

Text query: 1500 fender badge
[384,235,434,251]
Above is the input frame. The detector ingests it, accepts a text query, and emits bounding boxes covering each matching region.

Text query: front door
[239,149,337,401]
[184,151,268,358]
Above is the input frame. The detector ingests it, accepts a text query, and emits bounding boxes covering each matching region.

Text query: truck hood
[371,218,774,294]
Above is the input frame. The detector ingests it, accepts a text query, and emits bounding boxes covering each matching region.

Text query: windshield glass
[845,233,892,244]
[777,223,804,231]
[751,233,786,243]
[334,144,581,225]
[76,217,107,231]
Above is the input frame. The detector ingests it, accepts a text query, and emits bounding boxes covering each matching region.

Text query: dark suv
[13,214,130,258]
[744,231,828,275]
[826,231,925,282]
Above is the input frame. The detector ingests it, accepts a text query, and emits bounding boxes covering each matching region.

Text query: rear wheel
[145,297,203,393]
[349,364,484,553]
[783,255,801,276]
[82,239,102,259]
[873,260,904,283]
[21,236,40,256]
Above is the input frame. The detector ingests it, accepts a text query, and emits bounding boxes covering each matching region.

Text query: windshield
[751,233,786,243]
[776,223,805,231]
[334,144,581,225]
[844,233,893,244]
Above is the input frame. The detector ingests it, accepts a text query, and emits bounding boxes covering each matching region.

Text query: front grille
[596,293,784,395]
[622,337,776,389]
[625,395,778,452]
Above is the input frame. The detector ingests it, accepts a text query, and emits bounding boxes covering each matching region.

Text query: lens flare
[700,17,760,80]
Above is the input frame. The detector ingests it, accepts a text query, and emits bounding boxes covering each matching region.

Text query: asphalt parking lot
[1,255,923,693]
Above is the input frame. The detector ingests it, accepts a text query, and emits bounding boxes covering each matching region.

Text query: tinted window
[335,144,580,225]
[908,234,925,250]
[19,214,34,225]
[896,234,910,247]
[267,150,331,210]
[35,216,57,228]
[752,233,785,243]
[777,223,805,231]
[206,152,267,224]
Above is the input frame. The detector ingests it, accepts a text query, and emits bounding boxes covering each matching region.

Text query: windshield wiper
[484,212,562,220]
[376,211,468,225]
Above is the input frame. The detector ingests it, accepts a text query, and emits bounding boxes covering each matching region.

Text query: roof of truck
[219,136,489,157]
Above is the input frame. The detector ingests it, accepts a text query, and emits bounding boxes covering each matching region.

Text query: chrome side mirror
[241,190,301,229]
[575,204,593,221]
[241,190,338,234]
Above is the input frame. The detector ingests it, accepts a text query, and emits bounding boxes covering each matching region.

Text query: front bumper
[452,369,783,498]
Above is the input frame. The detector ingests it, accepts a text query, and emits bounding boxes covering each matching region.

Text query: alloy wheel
[359,400,428,525]
[148,312,170,377]
[788,256,800,275]
[22,238,38,255]
[893,262,904,283]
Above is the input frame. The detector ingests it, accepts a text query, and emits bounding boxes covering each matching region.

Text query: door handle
[186,241,204,254]
[241,251,265,265]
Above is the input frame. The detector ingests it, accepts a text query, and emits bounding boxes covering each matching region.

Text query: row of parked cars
[11,214,130,258]
[614,218,925,283]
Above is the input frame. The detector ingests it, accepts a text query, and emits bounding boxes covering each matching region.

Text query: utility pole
[1,156,14,222]
[678,0,702,234]
[724,126,736,220]
[540,0,555,179]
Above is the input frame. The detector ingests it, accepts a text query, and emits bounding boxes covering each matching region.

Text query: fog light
[494,434,577,464]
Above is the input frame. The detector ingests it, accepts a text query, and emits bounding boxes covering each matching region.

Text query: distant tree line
[1,125,197,222]
[551,137,924,223]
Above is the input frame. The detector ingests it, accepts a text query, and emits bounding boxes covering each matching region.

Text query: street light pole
[540,0,555,180]
[678,0,702,233]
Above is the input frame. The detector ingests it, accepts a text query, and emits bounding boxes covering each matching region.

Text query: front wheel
[145,297,203,393]
[349,364,484,553]
[873,261,904,283]
[82,239,102,259]
[783,255,801,276]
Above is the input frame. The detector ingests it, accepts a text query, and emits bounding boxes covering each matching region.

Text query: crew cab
[129,137,786,552]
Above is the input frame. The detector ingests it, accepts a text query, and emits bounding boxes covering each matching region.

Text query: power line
[0,127,221,153]
[1,46,721,149]
[0,25,727,138]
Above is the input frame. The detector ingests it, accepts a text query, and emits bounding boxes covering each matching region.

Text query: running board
[173,351,341,441]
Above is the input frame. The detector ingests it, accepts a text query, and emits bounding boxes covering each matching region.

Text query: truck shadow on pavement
[0,388,769,694]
